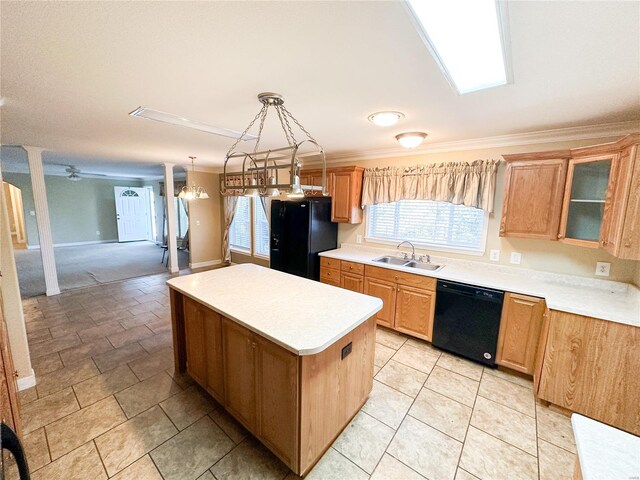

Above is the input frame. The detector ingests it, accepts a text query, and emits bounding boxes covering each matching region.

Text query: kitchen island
[166,264,382,476]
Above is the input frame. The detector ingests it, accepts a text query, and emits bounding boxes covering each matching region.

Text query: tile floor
[12,272,578,480]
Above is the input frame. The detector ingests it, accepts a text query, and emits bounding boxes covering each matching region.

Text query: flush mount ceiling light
[405,0,511,94]
[179,156,210,200]
[396,132,428,149]
[129,107,257,141]
[368,111,405,127]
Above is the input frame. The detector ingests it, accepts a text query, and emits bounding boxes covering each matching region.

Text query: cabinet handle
[251,342,256,349]
[397,287,400,292]
[557,234,564,239]
[349,266,353,270]
[601,240,607,246]
[394,276,398,280]
[624,238,632,247]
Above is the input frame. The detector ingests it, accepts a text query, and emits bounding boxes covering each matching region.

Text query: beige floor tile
[107,324,154,349]
[129,348,174,381]
[376,327,408,350]
[49,318,95,339]
[111,455,163,480]
[375,360,428,397]
[129,300,163,315]
[536,404,576,453]
[22,388,80,434]
[160,385,217,430]
[470,396,537,455]
[119,311,158,330]
[387,415,462,480]
[139,331,173,353]
[36,359,99,397]
[538,438,576,480]
[305,448,369,480]
[31,352,63,376]
[28,328,52,345]
[151,415,234,480]
[31,442,107,480]
[46,396,126,459]
[478,372,535,417]
[406,337,441,353]
[437,352,483,381]
[362,380,414,429]
[210,437,290,480]
[459,427,538,480]
[77,320,126,343]
[370,454,426,479]
[93,342,149,372]
[392,343,439,374]
[425,366,479,407]
[483,367,533,388]
[29,333,81,360]
[374,343,396,367]
[209,406,249,444]
[147,317,172,334]
[95,405,178,476]
[409,387,472,441]
[59,338,113,366]
[22,428,51,471]
[198,471,215,480]
[166,366,196,390]
[73,364,139,407]
[18,386,38,405]
[456,468,480,479]
[115,371,182,418]
[332,411,395,473]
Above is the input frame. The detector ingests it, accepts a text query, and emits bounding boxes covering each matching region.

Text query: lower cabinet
[341,272,364,293]
[363,277,396,328]
[496,293,545,374]
[394,285,435,341]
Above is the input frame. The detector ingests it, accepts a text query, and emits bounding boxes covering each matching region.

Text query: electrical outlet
[356,234,363,244]
[489,249,500,262]
[196,220,201,226]
[30,210,35,216]
[595,262,610,277]
[96,230,100,236]
[510,252,522,265]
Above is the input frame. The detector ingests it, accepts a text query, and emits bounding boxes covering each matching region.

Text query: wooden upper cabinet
[500,153,569,240]
[364,277,396,328]
[300,166,364,223]
[394,285,435,341]
[496,293,545,375]
[183,296,207,386]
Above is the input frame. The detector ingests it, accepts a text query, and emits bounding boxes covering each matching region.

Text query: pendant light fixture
[221,92,327,198]
[178,156,210,200]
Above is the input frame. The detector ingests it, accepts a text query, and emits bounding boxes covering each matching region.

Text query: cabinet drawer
[364,265,436,291]
[320,257,341,270]
[320,267,341,286]
[340,261,364,275]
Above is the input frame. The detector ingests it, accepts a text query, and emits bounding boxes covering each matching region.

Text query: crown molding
[323,120,640,163]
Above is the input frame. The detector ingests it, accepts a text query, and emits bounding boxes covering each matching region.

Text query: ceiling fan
[58,164,109,182]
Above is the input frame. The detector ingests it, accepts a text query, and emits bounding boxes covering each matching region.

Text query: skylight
[406,0,509,94]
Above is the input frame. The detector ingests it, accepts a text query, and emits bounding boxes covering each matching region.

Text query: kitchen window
[366,200,488,254]
[230,196,270,258]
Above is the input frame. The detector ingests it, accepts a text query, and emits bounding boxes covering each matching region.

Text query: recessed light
[396,132,428,149]
[368,111,405,127]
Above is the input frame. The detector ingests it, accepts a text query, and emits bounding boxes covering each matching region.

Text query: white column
[24,146,60,296]
[164,163,179,274]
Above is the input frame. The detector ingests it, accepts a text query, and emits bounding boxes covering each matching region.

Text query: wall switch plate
[196,220,201,226]
[30,210,35,216]
[356,234,363,244]
[595,262,610,277]
[489,249,500,261]
[510,252,522,265]
[96,230,100,236]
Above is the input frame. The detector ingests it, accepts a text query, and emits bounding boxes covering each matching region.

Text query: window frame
[229,196,270,259]
[364,200,489,257]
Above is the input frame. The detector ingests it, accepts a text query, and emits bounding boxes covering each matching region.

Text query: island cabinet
[300,166,364,224]
[496,293,546,375]
[535,310,640,436]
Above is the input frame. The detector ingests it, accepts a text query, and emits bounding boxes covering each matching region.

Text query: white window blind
[366,200,487,252]
[254,201,270,257]
[230,196,251,251]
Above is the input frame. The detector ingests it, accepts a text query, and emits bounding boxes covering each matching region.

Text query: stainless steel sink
[404,261,444,272]
[372,256,409,266]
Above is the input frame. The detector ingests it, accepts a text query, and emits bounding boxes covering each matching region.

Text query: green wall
[2,172,144,246]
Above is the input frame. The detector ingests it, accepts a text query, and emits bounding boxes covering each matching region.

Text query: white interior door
[114,186,150,242]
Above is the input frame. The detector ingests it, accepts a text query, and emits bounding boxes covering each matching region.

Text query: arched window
[121,189,139,197]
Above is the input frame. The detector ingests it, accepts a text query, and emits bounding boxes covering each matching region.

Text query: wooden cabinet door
[500,158,568,240]
[204,309,224,403]
[340,272,364,293]
[394,285,435,341]
[331,171,352,223]
[496,293,545,374]
[222,319,257,430]
[310,172,332,197]
[255,337,298,467]
[0,298,21,436]
[364,277,396,328]
[618,145,640,260]
[183,297,207,386]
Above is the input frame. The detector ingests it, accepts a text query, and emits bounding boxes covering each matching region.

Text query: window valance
[361,159,499,213]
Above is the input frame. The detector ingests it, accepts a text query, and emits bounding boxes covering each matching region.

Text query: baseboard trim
[27,239,118,249]
[189,259,222,269]
[17,370,36,391]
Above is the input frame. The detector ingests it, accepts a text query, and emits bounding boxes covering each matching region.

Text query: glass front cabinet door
[558,153,619,247]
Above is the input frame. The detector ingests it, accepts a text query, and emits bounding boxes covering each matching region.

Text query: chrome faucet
[418,254,431,264]
[396,241,416,261]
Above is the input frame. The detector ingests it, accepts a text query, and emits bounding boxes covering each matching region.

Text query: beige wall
[187,171,223,266]
[331,136,639,283]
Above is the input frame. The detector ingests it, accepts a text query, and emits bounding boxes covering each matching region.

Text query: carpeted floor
[14,241,189,297]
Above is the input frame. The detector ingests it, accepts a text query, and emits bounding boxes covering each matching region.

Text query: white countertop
[319,245,640,327]
[166,263,382,355]
[571,414,640,480]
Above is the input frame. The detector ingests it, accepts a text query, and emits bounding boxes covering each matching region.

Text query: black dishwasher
[432,280,504,367]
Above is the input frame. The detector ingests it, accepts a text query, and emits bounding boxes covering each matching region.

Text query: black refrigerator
[270,197,338,280]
